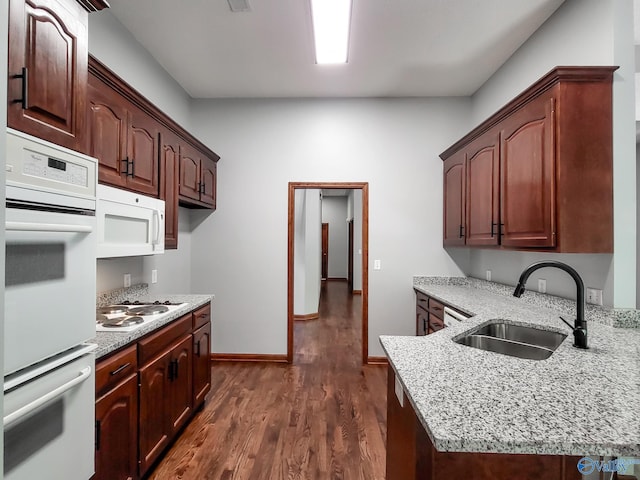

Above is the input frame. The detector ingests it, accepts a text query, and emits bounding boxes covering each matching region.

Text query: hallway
[148,280,388,480]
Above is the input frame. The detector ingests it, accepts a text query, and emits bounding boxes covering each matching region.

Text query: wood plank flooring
[147,280,388,480]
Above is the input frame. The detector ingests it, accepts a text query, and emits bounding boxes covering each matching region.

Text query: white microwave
[96,184,165,258]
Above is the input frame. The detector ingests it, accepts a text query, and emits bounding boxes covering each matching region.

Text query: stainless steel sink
[454,321,567,360]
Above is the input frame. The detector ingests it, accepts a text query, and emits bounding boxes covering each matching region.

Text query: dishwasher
[443,306,470,326]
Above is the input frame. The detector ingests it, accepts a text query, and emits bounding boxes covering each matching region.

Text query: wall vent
[227,0,251,12]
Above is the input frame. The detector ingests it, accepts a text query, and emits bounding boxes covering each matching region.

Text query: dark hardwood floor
[147,280,388,480]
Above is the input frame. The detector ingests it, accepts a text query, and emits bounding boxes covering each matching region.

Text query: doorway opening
[287,182,369,364]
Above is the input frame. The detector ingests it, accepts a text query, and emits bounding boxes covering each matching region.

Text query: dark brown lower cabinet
[386,366,582,480]
[138,348,172,475]
[94,303,212,480]
[167,335,194,435]
[95,374,138,480]
[193,322,212,407]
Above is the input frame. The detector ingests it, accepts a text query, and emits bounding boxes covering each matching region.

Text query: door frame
[287,182,369,364]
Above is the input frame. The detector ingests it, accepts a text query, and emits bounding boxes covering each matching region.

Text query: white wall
[322,196,349,279]
[304,190,322,314]
[88,11,199,296]
[189,98,470,357]
[88,10,192,129]
[294,189,322,316]
[466,0,636,308]
[353,189,363,292]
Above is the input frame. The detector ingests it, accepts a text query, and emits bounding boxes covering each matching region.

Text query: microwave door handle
[3,366,92,428]
[152,210,160,246]
[6,221,93,234]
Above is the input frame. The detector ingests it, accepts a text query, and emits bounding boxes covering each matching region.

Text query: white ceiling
[107,0,565,99]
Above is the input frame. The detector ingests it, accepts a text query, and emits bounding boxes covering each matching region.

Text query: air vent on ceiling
[227,0,251,12]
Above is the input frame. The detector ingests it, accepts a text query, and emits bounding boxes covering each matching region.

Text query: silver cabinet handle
[4,366,92,428]
[6,221,93,233]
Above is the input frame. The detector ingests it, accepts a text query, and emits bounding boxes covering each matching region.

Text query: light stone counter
[379,276,640,457]
[92,284,214,359]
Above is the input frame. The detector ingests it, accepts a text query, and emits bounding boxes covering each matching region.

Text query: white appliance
[96,184,165,258]
[96,301,188,332]
[443,306,471,327]
[4,129,98,480]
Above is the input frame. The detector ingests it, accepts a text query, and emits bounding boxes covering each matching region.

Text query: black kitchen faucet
[513,260,588,349]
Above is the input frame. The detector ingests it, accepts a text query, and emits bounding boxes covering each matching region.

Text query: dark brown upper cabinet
[442,151,465,246]
[179,143,218,209]
[87,55,220,248]
[87,75,159,197]
[441,66,616,253]
[160,129,181,249]
[8,0,89,151]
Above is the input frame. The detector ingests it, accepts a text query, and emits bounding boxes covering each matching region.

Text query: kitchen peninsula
[382,277,640,480]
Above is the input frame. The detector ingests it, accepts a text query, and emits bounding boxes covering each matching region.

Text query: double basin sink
[454,320,567,360]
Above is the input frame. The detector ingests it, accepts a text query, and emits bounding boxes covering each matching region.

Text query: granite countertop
[379,277,640,457]
[91,289,214,359]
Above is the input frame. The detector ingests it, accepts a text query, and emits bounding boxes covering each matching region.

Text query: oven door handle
[6,221,93,234]
[3,366,92,428]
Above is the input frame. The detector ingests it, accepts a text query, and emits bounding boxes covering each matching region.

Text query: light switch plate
[486,270,492,281]
[151,269,158,284]
[124,273,131,288]
[374,259,381,270]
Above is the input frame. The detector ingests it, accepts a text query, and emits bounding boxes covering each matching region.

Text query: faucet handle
[559,316,575,331]
[560,316,589,349]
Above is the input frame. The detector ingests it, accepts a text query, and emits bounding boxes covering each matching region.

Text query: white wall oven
[4,129,98,480]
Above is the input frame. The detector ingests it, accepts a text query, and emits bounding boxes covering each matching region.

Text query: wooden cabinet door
[139,350,172,476]
[500,96,556,248]
[168,335,193,436]
[386,366,417,480]
[193,322,211,407]
[127,106,159,197]
[95,374,138,480]
[465,132,500,246]
[8,0,88,151]
[160,130,180,249]
[443,152,465,246]
[88,80,128,188]
[200,156,217,208]
[179,144,201,201]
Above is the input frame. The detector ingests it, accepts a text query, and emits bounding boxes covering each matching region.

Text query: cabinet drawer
[138,314,192,365]
[192,303,211,330]
[96,345,138,395]
[428,299,445,319]
[429,313,445,332]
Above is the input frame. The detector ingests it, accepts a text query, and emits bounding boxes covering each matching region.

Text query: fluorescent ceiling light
[310,0,352,64]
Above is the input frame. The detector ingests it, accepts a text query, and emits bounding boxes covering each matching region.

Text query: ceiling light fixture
[310,0,352,64]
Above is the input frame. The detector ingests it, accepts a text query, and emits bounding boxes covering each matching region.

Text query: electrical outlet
[151,269,158,284]
[124,273,131,288]
[586,287,603,306]
[537,279,547,294]
[374,259,381,270]
[485,270,492,281]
